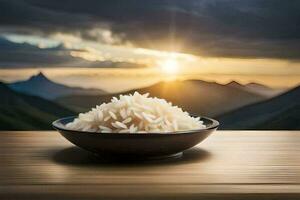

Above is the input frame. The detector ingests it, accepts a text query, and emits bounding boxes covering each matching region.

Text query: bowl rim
[52,115,219,135]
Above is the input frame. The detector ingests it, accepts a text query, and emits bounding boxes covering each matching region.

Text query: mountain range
[226,81,284,97]
[56,79,267,117]
[9,72,107,100]
[217,85,300,130]
[2,73,298,130]
[0,82,75,130]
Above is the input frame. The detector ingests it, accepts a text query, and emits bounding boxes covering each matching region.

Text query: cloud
[0,0,300,61]
[3,33,60,48]
[0,0,129,45]
[0,36,145,68]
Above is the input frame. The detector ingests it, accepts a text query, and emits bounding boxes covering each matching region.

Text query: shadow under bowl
[52,116,219,159]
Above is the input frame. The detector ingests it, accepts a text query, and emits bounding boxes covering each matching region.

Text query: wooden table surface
[0,131,300,200]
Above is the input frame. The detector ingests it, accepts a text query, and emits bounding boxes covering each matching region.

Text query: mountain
[9,72,107,100]
[56,80,266,117]
[0,82,75,130]
[217,85,300,130]
[226,81,284,97]
[245,82,285,97]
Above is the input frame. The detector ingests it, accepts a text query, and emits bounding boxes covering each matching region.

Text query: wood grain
[0,131,300,199]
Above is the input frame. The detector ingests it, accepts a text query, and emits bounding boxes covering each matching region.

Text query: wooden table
[0,131,300,200]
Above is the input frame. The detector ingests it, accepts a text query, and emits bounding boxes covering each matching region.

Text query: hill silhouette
[217,85,300,130]
[9,72,106,100]
[56,80,266,116]
[0,82,75,130]
[226,81,284,97]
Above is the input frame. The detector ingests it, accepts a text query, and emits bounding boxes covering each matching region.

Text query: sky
[0,0,300,90]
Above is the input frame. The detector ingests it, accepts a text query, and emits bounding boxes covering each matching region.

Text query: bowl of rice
[53,92,219,159]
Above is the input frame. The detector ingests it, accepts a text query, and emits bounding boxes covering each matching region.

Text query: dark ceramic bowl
[52,116,219,159]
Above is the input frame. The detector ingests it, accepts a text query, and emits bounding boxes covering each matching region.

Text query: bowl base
[93,152,183,162]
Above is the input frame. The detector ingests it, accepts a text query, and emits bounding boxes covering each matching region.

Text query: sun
[159,57,179,74]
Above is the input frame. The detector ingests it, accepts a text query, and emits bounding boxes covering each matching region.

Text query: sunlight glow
[160,58,179,74]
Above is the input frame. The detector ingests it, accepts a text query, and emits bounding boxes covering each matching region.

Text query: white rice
[66,92,206,133]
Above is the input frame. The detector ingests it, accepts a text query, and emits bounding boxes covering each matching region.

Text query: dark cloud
[0,0,92,31]
[0,0,300,60]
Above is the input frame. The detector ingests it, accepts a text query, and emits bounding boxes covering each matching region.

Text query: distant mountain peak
[33,72,47,78]
[246,82,263,86]
[37,71,45,77]
[246,82,271,89]
[9,72,107,100]
[29,72,49,82]
[227,81,243,86]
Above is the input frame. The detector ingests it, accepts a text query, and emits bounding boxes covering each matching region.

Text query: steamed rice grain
[66,92,206,133]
